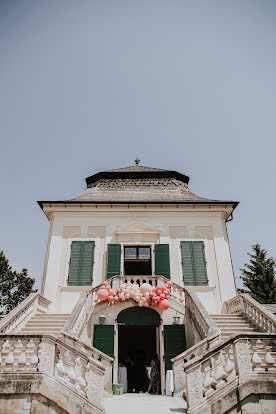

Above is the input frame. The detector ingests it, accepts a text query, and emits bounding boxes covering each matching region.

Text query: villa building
[0,163,275,414]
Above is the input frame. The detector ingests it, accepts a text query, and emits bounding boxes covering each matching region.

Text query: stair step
[21,328,62,332]
[211,315,244,318]
[34,313,70,318]
[26,320,67,324]
[215,324,255,329]
[220,329,256,335]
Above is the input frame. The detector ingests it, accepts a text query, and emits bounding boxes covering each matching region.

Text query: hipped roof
[38,165,239,209]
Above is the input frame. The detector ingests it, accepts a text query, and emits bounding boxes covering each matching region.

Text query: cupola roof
[38,164,239,209]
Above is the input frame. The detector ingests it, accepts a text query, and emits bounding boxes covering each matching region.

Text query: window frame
[122,243,154,276]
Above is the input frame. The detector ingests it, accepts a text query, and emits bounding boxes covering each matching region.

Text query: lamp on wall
[173,313,180,325]
[99,314,106,325]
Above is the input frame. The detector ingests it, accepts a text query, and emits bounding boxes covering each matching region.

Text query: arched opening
[117,306,161,393]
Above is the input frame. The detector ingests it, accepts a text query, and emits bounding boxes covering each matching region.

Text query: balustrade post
[186,364,204,408]
[38,337,55,375]
[233,339,252,375]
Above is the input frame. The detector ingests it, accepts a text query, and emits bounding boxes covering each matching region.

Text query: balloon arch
[97,280,172,311]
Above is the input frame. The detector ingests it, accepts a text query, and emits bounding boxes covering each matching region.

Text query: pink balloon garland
[96,280,172,310]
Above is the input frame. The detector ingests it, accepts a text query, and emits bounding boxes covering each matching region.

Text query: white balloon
[125,293,130,299]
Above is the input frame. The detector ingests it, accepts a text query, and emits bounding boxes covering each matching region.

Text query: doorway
[117,306,161,393]
[119,325,156,392]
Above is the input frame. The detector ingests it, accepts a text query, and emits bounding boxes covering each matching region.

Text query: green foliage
[0,250,36,315]
[240,244,276,304]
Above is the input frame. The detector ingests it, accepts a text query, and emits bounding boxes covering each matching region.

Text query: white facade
[41,203,236,315]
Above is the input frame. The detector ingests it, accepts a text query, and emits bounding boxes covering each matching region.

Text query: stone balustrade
[0,293,51,334]
[224,294,276,333]
[184,333,276,413]
[171,289,220,398]
[0,334,105,412]
[60,332,113,396]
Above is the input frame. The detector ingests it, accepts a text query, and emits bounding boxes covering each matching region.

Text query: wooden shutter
[155,244,170,279]
[181,241,208,286]
[181,241,195,286]
[106,244,121,279]
[164,325,186,371]
[93,325,114,357]
[192,241,208,286]
[68,241,95,286]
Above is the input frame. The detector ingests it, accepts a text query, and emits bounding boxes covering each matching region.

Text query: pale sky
[0,0,275,290]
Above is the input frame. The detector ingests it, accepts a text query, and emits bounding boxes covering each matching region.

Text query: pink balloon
[109,289,115,295]
[102,281,108,286]
[98,289,109,301]
[105,285,111,291]
[159,299,170,310]
[140,283,152,295]
[157,289,162,295]
[160,293,165,299]
[107,296,114,302]
[167,281,173,287]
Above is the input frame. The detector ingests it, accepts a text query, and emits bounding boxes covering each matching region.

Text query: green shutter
[181,241,208,286]
[181,241,195,286]
[192,241,208,286]
[155,244,170,279]
[68,241,95,286]
[106,244,121,279]
[164,325,186,370]
[93,325,114,357]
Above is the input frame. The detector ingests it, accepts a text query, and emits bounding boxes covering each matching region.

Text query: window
[124,246,152,275]
[181,241,208,286]
[68,241,95,286]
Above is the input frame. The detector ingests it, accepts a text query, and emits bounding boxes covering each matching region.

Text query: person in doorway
[147,354,160,394]
[125,355,135,393]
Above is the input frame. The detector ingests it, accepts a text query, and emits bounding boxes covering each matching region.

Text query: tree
[0,250,36,315]
[240,244,276,304]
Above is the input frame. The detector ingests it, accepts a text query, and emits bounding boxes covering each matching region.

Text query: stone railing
[60,331,114,396]
[184,333,276,413]
[0,293,51,334]
[184,287,218,340]
[224,294,276,333]
[172,288,220,397]
[0,334,105,413]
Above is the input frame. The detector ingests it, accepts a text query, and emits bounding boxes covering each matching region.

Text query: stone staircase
[20,313,70,335]
[211,313,258,339]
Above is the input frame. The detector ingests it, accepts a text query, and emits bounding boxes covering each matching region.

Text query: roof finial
[134,157,141,166]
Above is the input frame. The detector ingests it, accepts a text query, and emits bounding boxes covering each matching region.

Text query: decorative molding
[115,221,160,235]
[62,226,81,238]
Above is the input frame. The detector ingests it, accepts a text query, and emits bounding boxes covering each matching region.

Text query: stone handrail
[171,288,221,397]
[0,334,105,413]
[183,333,276,413]
[60,331,114,396]
[184,287,218,339]
[224,294,276,333]
[0,293,51,334]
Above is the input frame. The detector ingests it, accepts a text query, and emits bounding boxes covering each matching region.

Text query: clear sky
[0,0,275,290]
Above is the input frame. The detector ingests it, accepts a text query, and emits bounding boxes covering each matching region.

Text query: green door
[164,325,186,370]
[93,325,114,357]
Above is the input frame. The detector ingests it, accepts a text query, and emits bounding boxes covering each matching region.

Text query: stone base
[0,373,104,414]
[188,374,276,414]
